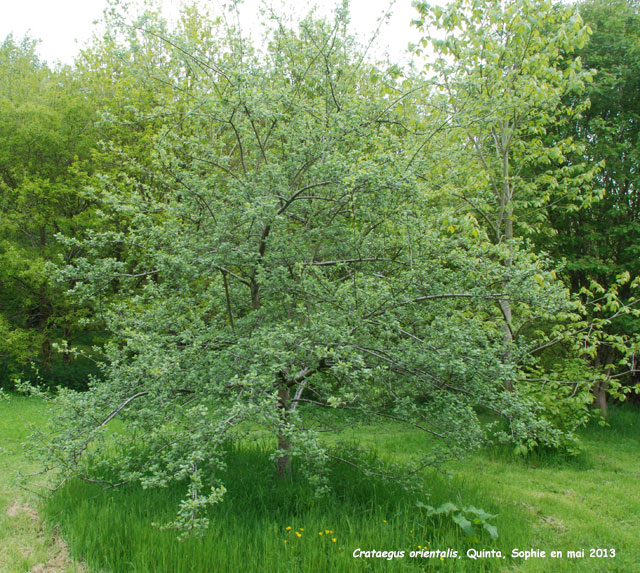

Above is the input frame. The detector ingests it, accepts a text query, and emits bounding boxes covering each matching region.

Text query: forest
[1,0,639,571]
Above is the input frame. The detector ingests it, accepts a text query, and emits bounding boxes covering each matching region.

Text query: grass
[44,441,529,573]
[1,397,639,572]
[448,409,640,572]
[0,396,85,572]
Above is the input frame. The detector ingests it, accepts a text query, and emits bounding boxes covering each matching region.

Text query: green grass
[2,397,639,572]
[448,407,640,572]
[0,396,85,572]
[42,435,524,572]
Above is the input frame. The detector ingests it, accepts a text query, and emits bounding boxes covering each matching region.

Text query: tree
[0,35,100,389]
[541,0,640,415]
[410,0,607,435]
[31,3,571,535]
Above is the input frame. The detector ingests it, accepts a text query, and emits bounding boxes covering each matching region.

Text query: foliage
[416,501,498,540]
[0,35,101,390]
[547,0,640,287]
[540,0,640,413]
[410,0,603,445]
[523,274,640,418]
[411,0,597,243]
[4,0,637,545]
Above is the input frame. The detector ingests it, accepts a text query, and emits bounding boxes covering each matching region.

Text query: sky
[0,0,428,66]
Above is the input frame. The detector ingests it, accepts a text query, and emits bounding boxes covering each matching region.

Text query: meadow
[1,396,638,572]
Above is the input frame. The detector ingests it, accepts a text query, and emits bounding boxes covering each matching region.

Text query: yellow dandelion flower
[332,538,337,543]
[318,532,323,536]
[383,520,387,523]
[440,557,444,561]
[295,531,302,538]
[299,528,304,531]
[285,526,292,531]
[418,546,422,549]
[325,530,331,535]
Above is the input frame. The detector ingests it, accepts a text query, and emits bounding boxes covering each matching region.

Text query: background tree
[0,35,100,389]
[540,0,640,415]
[410,0,610,437]
[0,3,206,390]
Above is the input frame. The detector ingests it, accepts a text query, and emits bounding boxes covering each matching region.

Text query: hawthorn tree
[30,2,586,534]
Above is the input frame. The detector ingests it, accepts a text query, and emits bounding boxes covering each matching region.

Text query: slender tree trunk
[41,337,52,369]
[248,275,292,477]
[38,289,52,369]
[593,349,613,417]
[250,280,260,310]
[500,307,514,391]
[276,381,292,479]
[501,194,514,391]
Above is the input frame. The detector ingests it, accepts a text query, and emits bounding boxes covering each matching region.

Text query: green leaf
[452,512,475,536]
[483,522,499,540]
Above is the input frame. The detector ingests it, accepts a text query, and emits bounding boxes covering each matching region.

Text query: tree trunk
[593,381,608,418]
[250,280,260,310]
[41,337,52,369]
[501,199,514,391]
[276,381,292,479]
[38,289,52,369]
[593,348,613,417]
[499,299,514,392]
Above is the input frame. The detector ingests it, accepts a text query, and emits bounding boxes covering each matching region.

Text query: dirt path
[2,499,86,573]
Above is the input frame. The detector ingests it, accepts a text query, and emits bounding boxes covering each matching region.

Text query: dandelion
[440,557,444,561]
[299,528,304,531]
[285,526,292,531]
[383,520,387,523]
[295,531,302,538]
[325,530,332,534]
[332,538,337,543]
[318,532,323,536]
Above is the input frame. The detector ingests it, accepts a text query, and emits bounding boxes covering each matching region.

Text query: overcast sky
[0,0,435,66]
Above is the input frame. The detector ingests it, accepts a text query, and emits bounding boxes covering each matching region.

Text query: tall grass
[6,399,634,572]
[45,441,528,572]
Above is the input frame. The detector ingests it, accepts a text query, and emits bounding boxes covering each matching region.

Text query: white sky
[0,0,436,66]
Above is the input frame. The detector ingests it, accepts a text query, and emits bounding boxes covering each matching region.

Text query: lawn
[0,396,85,572]
[0,396,638,572]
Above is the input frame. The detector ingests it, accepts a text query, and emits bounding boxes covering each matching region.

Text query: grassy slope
[336,410,640,572]
[455,410,640,572]
[1,397,638,572]
[0,397,84,573]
